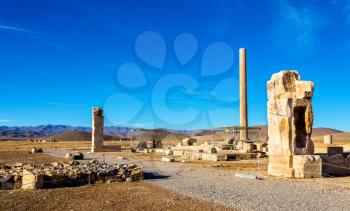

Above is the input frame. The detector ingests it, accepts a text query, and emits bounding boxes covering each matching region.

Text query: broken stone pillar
[267,70,321,178]
[91,107,104,153]
[239,48,248,141]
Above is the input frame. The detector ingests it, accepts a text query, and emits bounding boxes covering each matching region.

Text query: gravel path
[50,151,350,211]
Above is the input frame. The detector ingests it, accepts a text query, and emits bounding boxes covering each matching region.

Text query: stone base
[292,155,322,178]
[268,155,294,177]
[268,155,322,178]
[202,153,227,161]
[91,145,121,153]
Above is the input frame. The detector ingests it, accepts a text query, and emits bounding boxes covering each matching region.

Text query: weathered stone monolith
[267,70,321,178]
[91,107,104,153]
[239,48,248,140]
[324,135,332,145]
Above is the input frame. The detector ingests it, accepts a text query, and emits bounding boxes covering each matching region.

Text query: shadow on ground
[144,172,171,180]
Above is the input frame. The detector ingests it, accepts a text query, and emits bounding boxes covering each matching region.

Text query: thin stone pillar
[239,48,248,141]
[91,107,104,153]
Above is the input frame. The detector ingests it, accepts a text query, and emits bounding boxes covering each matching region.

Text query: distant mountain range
[0,125,192,139]
[0,124,344,140]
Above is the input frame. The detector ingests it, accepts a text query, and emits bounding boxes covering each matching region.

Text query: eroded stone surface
[267,70,321,178]
[91,107,104,153]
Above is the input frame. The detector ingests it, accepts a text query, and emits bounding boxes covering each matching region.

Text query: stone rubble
[65,151,84,160]
[0,160,143,190]
[162,157,175,162]
[31,147,43,153]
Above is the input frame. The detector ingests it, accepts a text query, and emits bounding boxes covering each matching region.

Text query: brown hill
[48,131,117,141]
[131,129,188,142]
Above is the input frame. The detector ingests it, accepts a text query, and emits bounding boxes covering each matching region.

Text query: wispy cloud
[0,24,34,33]
[0,119,14,123]
[272,0,327,50]
[49,102,88,107]
[0,21,65,48]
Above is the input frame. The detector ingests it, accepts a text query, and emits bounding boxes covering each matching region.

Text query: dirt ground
[2,140,350,210]
[0,149,233,211]
[0,182,232,211]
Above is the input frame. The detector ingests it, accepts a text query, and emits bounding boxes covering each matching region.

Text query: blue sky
[0,0,349,131]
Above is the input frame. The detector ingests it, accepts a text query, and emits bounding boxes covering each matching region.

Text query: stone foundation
[293,155,322,178]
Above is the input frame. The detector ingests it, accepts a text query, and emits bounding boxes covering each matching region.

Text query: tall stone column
[91,107,104,153]
[239,48,248,140]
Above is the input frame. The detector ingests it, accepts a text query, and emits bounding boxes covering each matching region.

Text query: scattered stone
[182,138,197,146]
[131,141,147,150]
[164,149,173,155]
[0,174,13,183]
[14,163,23,167]
[162,157,175,162]
[31,147,43,153]
[22,169,44,190]
[0,160,143,190]
[235,173,259,180]
[207,147,217,154]
[65,152,84,160]
[106,179,124,183]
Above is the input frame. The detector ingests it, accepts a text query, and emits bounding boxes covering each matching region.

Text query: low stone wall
[0,160,143,190]
[202,153,227,161]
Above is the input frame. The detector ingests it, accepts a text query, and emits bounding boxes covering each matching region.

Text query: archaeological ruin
[90,107,122,153]
[0,160,143,190]
[239,48,248,141]
[91,107,104,153]
[267,70,321,178]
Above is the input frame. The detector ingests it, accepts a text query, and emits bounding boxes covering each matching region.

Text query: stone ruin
[0,160,143,190]
[91,107,121,153]
[91,107,104,153]
[267,70,321,178]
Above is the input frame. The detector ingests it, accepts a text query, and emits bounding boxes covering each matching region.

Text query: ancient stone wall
[267,70,321,178]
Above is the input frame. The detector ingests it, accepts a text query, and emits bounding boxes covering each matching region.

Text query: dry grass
[0,140,130,152]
